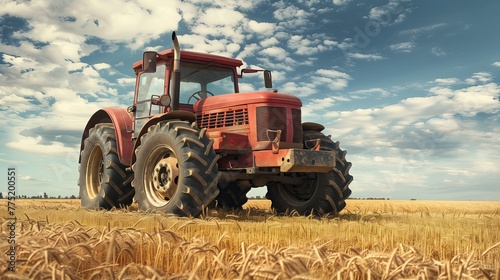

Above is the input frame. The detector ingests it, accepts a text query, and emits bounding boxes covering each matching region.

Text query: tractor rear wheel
[266,131,352,216]
[132,120,220,217]
[79,124,134,209]
[210,183,251,210]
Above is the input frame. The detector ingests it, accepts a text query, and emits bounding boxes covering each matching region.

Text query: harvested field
[1,199,499,279]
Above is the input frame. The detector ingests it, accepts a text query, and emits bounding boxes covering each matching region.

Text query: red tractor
[78,32,352,217]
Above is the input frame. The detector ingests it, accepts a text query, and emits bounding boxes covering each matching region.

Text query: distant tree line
[347,197,391,200]
[247,197,395,200]
[0,192,78,199]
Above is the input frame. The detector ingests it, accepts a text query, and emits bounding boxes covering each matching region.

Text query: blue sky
[1,0,499,200]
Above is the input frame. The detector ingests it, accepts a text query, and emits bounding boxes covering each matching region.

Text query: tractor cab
[130,45,272,134]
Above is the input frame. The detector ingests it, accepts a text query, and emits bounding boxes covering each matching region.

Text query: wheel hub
[152,157,178,200]
[86,145,104,199]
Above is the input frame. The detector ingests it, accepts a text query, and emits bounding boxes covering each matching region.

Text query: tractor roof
[132,49,243,72]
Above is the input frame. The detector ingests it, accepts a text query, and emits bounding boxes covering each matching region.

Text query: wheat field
[1,199,499,279]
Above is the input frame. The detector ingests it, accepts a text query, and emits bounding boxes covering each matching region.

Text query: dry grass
[1,199,499,279]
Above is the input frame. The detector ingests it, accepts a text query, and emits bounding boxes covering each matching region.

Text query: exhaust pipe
[170,31,181,111]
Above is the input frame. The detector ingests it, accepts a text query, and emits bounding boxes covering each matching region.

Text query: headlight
[159,95,171,106]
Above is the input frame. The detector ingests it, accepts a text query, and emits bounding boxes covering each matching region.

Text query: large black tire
[210,183,251,210]
[132,120,220,217]
[266,131,352,216]
[78,124,134,209]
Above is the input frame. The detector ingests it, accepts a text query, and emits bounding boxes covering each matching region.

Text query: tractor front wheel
[266,131,352,216]
[78,124,134,209]
[132,120,220,217]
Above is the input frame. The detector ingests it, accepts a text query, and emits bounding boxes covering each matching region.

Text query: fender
[131,110,196,165]
[79,108,134,166]
[302,122,325,132]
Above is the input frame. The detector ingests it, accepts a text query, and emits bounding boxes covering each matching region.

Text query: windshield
[179,62,235,104]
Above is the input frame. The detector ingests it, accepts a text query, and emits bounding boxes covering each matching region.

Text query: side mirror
[240,69,273,88]
[143,51,157,73]
[264,70,272,88]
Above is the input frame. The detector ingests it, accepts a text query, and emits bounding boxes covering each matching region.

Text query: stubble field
[1,199,499,279]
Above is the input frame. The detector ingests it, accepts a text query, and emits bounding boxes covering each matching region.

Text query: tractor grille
[256,106,303,143]
[292,108,303,143]
[197,108,249,129]
[256,106,287,141]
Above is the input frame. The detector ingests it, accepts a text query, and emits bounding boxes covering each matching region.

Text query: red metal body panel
[217,148,335,173]
[208,131,250,152]
[193,91,301,111]
[218,149,291,170]
[194,91,303,153]
[79,108,134,166]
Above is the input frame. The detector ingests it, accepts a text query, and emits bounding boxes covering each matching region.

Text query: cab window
[179,62,235,104]
[135,64,166,131]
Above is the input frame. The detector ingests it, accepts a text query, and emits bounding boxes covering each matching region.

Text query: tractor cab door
[134,64,167,134]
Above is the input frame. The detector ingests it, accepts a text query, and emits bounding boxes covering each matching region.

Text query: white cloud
[465,72,493,85]
[260,37,280,48]
[199,7,245,26]
[247,20,275,36]
[431,47,447,57]
[316,69,351,80]
[348,53,384,61]
[19,176,35,181]
[389,42,415,53]
[6,135,76,154]
[261,46,288,61]
[452,83,500,116]
[313,69,351,91]
[273,1,311,28]
[434,78,461,85]
[238,82,258,92]
[333,0,351,5]
[287,34,337,55]
[280,81,316,98]
[366,0,409,26]
[350,88,391,98]
[492,62,500,67]
[1,0,182,50]
[429,87,455,97]
[399,23,448,36]
[93,63,111,70]
[327,82,500,149]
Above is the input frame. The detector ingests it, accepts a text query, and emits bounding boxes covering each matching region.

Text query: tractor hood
[193,91,302,112]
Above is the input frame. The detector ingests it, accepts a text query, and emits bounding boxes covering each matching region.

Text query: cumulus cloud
[260,37,280,48]
[247,20,275,36]
[280,81,316,98]
[313,69,351,91]
[492,62,500,67]
[273,1,311,29]
[324,81,500,157]
[1,0,182,50]
[465,72,493,85]
[287,34,338,55]
[261,46,288,61]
